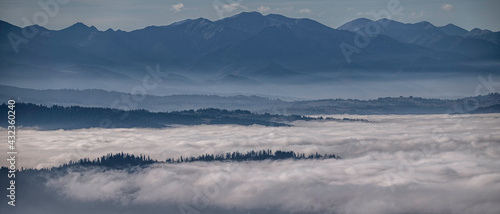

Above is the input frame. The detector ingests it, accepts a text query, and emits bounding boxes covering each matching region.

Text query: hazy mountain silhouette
[1,12,499,97]
[2,85,499,115]
[338,18,500,58]
[2,102,367,130]
[438,24,468,36]
[464,28,500,44]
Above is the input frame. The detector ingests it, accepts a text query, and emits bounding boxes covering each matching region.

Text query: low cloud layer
[1,114,500,213]
[2,114,499,169]
[45,157,500,213]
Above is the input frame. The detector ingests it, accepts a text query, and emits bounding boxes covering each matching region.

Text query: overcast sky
[0,0,499,32]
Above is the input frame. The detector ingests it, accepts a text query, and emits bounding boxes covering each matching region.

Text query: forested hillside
[1,103,365,130]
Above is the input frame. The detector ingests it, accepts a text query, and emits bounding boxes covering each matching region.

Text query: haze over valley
[1,2,500,214]
[1,12,499,99]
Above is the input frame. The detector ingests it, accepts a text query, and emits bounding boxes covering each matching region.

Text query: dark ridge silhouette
[4,150,341,172]
[1,13,499,87]
[0,102,371,130]
[2,85,499,115]
[62,152,157,168]
[165,149,340,163]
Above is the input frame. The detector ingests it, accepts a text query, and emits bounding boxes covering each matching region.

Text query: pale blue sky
[0,0,499,31]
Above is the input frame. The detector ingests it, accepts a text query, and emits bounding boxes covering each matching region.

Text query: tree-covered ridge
[63,152,157,168]
[52,150,340,170]
[0,103,369,130]
[2,85,500,115]
[166,150,340,163]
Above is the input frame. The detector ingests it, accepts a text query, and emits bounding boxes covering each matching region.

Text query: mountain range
[337,18,500,57]
[2,85,499,115]
[1,12,499,98]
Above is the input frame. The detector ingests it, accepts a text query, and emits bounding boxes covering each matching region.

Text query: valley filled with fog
[2,113,499,213]
[1,3,500,213]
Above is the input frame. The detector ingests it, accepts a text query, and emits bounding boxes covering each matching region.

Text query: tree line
[54,150,340,169]
[166,149,340,163]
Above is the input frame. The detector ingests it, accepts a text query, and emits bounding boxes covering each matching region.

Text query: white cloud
[257,5,270,13]
[408,10,425,18]
[441,4,454,11]
[171,3,184,12]
[299,8,312,14]
[4,114,500,213]
[214,1,247,18]
[2,114,499,168]
[47,148,500,213]
[222,3,244,13]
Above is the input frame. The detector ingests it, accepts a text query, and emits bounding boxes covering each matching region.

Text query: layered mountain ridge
[1,12,499,98]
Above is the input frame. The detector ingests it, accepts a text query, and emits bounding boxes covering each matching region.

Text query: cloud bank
[2,114,499,169]
[44,157,500,213]
[1,114,499,213]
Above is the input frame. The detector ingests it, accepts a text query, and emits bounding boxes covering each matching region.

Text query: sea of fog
[1,114,499,213]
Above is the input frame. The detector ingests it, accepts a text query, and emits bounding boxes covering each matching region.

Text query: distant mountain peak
[265,13,296,23]
[62,22,98,32]
[230,11,264,18]
[0,19,15,26]
[464,28,500,44]
[469,28,492,34]
[193,17,212,23]
[438,23,468,36]
[337,18,374,31]
[70,22,89,28]
[377,18,393,23]
[23,24,50,31]
[171,17,213,28]
[444,23,458,27]
[415,21,436,29]
[353,17,373,23]
[416,21,432,25]
[216,11,272,34]
[221,11,267,22]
